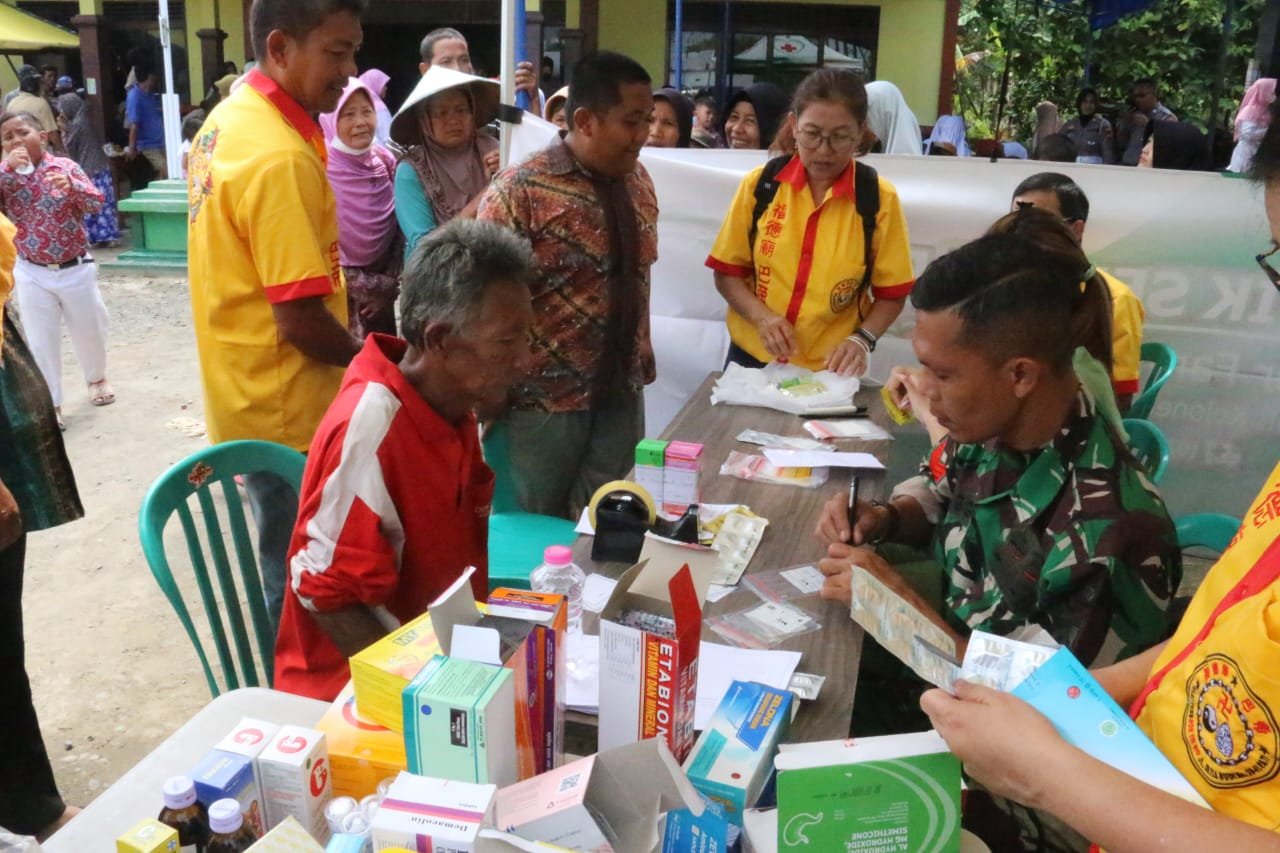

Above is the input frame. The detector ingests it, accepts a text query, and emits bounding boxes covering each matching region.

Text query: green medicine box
[403,655,516,787]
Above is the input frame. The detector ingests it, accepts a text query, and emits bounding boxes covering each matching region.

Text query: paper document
[695,642,802,729]
[763,449,885,470]
[563,637,801,728]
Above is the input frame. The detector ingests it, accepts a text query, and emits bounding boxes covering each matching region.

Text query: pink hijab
[1235,78,1277,140]
[319,79,398,268]
[358,68,393,146]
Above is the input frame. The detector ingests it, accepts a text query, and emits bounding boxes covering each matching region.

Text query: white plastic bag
[710,363,860,416]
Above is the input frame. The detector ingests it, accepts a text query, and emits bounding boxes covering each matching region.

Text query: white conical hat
[390,65,501,146]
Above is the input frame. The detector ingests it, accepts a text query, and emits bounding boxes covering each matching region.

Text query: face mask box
[257,725,333,841]
[370,771,496,851]
[493,738,705,853]
[314,681,407,798]
[350,610,441,733]
[634,439,669,507]
[403,654,517,786]
[191,748,261,835]
[213,717,280,836]
[116,819,178,853]
[425,569,562,781]
[598,561,703,762]
[663,441,703,515]
[682,681,793,824]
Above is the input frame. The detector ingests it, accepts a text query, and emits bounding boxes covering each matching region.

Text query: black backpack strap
[747,155,794,254]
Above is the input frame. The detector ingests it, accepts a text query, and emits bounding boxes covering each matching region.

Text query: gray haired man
[274,218,535,700]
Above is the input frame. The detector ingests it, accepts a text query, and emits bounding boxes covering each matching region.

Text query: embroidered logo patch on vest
[1182,653,1279,789]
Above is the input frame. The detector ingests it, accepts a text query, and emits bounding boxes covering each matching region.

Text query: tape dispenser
[588,480,702,562]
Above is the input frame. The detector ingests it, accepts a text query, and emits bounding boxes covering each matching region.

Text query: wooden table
[570,373,894,746]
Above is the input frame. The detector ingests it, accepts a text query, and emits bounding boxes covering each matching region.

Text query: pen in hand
[847,476,859,543]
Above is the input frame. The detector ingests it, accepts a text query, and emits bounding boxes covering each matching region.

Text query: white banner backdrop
[508,118,1279,518]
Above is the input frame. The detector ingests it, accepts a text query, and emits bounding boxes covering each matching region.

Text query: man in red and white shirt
[0,109,112,420]
[274,219,536,701]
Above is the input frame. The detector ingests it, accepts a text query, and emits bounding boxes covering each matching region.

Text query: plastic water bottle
[530,545,586,634]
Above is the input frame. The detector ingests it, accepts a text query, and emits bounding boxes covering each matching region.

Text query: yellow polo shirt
[187,70,347,451]
[706,155,914,370]
[1132,461,1280,830]
[1101,269,1144,397]
[0,214,14,351]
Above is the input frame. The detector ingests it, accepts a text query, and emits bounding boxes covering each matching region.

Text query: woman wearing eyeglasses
[706,69,915,377]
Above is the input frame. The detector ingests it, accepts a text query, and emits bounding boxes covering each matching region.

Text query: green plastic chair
[483,423,579,591]
[1175,513,1241,554]
[1123,418,1170,484]
[1127,342,1177,420]
[139,440,306,697]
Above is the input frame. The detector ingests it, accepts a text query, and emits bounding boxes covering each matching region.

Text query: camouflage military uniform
[893,390,1180,666]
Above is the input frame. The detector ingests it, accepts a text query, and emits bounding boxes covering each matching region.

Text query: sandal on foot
[88,380,115,407]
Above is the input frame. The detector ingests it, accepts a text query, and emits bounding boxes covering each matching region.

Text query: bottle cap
[326,796,357,833]
[341,811,373,833]
[543,545,573,566]
[161,776,197,810]
[208,798,243,834]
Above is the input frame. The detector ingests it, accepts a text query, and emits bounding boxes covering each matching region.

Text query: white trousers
[13,257,109,407]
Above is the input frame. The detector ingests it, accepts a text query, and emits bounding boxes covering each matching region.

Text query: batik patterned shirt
[0,154,102,265]
[893,390,1180,665]
[477,137,657,413]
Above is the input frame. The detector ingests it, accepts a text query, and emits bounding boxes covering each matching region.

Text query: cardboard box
[662,441,703,515]
[116,819,178,853]
[661,796,730,853]
[683,681,793,823]
[488,587,567,775]
[257,725,333,841]
[244,815,325,852]
[213,717,280,836]
[774,731,961,852]
[314,681,407,798]
[403,654,517,786]
[191,749,263,836]
[634,439,668,507]
[598,561,703,762]
[370,771,495,851]
[493,738,705,853]
[426,570,564,781]
[350,611,441,733]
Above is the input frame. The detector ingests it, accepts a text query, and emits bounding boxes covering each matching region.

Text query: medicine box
[403,654,517,786]
[350,611,441,733]
[634,439,668,507]
[191,749,263,836]
[662,441,703,515]
[488,587,567,776]
[598,561,702,762]
[314,681,406,798]
[257,725,333,841]
[244,815,325,852]
[494,738,704,852]
[370,771,495,851]
[115,819,178,853]
[214,717,280,836]
[683,681,793,823]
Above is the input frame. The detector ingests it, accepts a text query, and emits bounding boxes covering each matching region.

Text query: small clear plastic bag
[719,451,829,489]
[742,564,827,603]
[706,600,822,649]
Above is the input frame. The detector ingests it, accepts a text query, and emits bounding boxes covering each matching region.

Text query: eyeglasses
[1257,241,1280,292]
[795,126,857,153]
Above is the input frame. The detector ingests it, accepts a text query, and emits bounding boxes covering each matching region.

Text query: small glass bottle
[206,798,258,852]
[157,775,210,853]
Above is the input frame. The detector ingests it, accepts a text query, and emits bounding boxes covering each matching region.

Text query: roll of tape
[587,480,657,529]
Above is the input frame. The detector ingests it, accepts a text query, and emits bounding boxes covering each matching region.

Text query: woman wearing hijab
[319,78,402,337]
[1139,121,1212,171]
[391,66,501,263]
[358,68,394,146]
[924,114,971,156]
[1030,100,1062,158]
[863,80,922,155]
[1061,88,1115,164]
[647,88,693,148]
[1228,78,1276,173]
[55,93,119,247]
[722,82,789,150]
